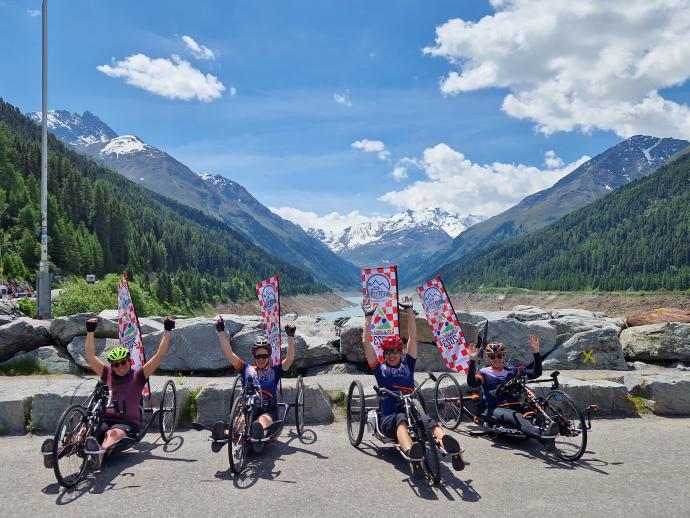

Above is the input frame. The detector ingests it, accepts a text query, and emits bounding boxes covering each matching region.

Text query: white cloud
[182,35,216,61]
[391,167,408,181]
[334,89,352,107]
[97,53,226,102]
[544,150,564,169]
[26,9,40,17]
[425,0,690,139]
[270,206,376,233]
[379,143,589,217]
[390,157,422,181]
[351,139,390,161]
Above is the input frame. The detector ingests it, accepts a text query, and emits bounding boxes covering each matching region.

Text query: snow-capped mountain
[29,109,117,145]
[32,109,359,288]
[305,209,486,272]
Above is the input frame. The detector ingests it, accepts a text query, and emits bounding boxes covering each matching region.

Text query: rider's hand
[164,317,176,331]
[529,334,540,353]
[285,323,296,337]
[467,342,478,359]
[361,298,376,317]
[86,318,99,333]
[215,316,225,333]
[399,296,413,310]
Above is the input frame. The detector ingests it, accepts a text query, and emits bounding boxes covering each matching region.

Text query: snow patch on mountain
[197,172,239,189]
[306,209,486,253]
[29,109,117,145]
[98,136,151,158]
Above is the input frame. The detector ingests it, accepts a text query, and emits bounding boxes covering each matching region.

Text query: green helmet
[107,346,130,362]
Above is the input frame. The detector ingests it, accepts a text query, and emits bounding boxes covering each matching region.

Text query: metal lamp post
[37,0,51,318]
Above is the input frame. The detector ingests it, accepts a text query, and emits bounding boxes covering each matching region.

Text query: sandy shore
[214,291,355,316]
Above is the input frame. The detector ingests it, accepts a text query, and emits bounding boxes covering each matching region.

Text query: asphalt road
[1,417,688,518]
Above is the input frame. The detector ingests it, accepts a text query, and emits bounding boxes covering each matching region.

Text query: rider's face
[254,348,271,368]
[110,359,131,375]
[383,350,402,366]
[488,353,505,369]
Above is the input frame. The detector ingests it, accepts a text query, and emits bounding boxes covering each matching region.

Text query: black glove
[86,318,98,333]
[284,324,296,337]
[361,301,376,317]
[164,317,176,331]
[215,316,225,333]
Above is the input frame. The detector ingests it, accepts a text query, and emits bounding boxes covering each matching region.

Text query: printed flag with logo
[256,274,281,366]
[417,276,469,373]
[117,272,150,396]
[362,266,399,362]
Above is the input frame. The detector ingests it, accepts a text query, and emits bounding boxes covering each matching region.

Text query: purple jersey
[100,366,147,427]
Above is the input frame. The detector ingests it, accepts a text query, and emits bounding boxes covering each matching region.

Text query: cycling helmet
[485,342,506,355]
[381,335,404,351]
[252,336,272,354]
[107,346,130,362]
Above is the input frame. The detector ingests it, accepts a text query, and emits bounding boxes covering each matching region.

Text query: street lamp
[37,0,51,318]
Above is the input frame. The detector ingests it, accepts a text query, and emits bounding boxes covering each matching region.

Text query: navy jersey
[467,353,542,407]
[239,362,283,401]
[373,354,416,416]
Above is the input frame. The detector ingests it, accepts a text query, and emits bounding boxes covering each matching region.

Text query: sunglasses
[110,360,129,368]
[253,354,270,360]
[383,349,402,356]
[487,354,505,360]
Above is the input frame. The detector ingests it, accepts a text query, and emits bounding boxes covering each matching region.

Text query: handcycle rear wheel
[228,397,248,475]
[434,373,463,430]
[346,380,365,447]
[295,375,305,437]
[159,380,177,443]
[543,390,587,461]
[228,375,243,416]
[53,404,89,488]
[411,399,441,486]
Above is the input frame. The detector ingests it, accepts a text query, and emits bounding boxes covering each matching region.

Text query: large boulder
[339,317,366,363]
[0,346,77,374]
[67,336,120,370]
[627,308,690,327]
[620,323,690,362]
[0,394,31,434]
[548,315,622,347]
[0,318,52,362]
[286,316,341,369]
[0,300,24,317]
[483,318,558,365]
[49,313,119,345]
[556,377,637,416]
[143,321,229,372]
[625,373,690,415]
[506,305,553,322]
[304,363,362,376]
[543,327,629,370]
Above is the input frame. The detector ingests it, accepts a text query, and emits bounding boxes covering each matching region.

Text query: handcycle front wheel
[53,404,90,488]
[346,380,365,447]
[295,375,305,437]
[433,373,464,430]
[411,399,441,486]
[228,375,243,416]
[227,397,248,475]
[543,390,587,462]
[159,380,177,443]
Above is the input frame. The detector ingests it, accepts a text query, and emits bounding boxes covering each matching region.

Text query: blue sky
[3,0,690,232]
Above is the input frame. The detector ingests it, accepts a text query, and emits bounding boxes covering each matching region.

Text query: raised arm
[143,317,175,378]
[400,296,417,359]
[525,334,542,379]
[85,318,105,377]
[282,324,297,371]
[361,300,379,367]
[216,316,243,370]
[466,343,484,387]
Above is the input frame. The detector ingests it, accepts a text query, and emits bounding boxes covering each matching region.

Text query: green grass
[0,357,49,376]
[181,388,201,423]
[627,394,651,414]
[326,390,347,408]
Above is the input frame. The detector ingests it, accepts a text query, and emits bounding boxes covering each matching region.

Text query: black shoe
[41,438,54,469]
[251,421,264,441]
[211,421,226,453]
[541,420,559,453]
[441,435,465,471]
[407,442,424,461]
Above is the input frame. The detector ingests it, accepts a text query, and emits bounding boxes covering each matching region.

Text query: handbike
[45,378,177,487]
[346,376,453,486]
[433,369,597,461]
[193,375,305,475]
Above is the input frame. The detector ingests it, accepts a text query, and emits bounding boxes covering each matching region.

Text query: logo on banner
[423,287,444,311]
[262,285,277,311]
[366,274,391,301]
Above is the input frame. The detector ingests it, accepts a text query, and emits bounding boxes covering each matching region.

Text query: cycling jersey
[239,361,283,401]
[373,354,416,416]
[100,366,148,427]
[467,353,542,407]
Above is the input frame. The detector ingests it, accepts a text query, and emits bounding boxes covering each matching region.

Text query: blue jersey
[373,354,416,416]
[467,353,542,407]
[239,362,283,401]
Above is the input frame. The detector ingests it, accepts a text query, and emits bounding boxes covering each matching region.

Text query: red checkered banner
[417,276,470,373]
[362,266,399,362]
[117,273,150,396]
[256,274,281,366]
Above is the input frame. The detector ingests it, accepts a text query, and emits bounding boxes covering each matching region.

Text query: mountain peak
[28,109,117,145]
[98,135,150,157]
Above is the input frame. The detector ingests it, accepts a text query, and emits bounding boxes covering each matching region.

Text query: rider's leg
[396,421,413,452]
[486,407,542,440]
